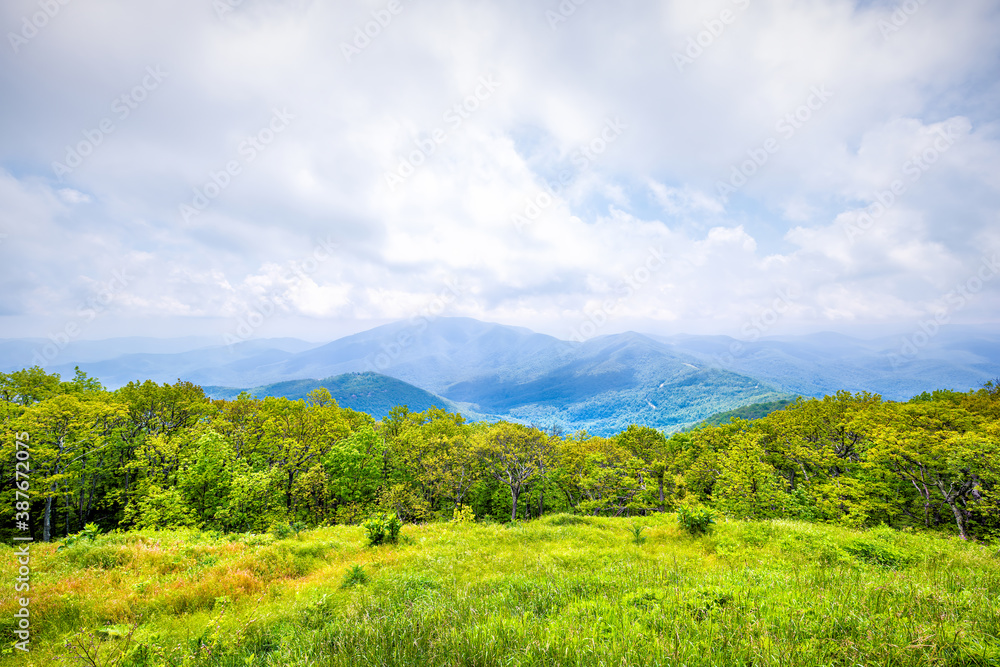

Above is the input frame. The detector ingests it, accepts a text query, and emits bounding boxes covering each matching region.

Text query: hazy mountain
[0,335,223,372]
[2,317,996,436]
[193,318,786,433]
[244,317,567,393]
[0,337,322,387]
[435,329,789,434]
[651,328,1000,400]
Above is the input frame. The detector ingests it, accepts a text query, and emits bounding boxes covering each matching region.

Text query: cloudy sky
[1,0,998,345]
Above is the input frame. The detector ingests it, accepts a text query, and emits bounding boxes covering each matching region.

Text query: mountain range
[2,317,997,435]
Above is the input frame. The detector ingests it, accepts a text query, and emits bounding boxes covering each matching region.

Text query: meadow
[2,514,999,666]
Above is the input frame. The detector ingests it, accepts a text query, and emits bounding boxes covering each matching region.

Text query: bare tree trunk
[43,488,54,542]
[948,502,969,541]
[85,471,99,526]
[937,480,973,541]
[909,477,932,527]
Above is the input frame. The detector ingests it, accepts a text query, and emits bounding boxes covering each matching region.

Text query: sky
[1,0,999,347]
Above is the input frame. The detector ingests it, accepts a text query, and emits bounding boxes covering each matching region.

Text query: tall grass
[1,516,998,665]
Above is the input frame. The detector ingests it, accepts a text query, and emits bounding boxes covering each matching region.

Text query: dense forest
[2,367,998,543]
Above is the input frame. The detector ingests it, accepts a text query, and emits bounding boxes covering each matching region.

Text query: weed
[677,505,715,536]
[341,564,369,589]
[844,537,911,568]
[57,616,140,667]
[270,522,293,540]
[58,523,102,551]
[628,523,647,545]
[363,513,402,546]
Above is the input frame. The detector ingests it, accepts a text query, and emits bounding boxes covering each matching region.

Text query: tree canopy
[2,367,997,542]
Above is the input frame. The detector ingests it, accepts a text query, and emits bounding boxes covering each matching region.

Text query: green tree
[616,425,669,511]
[866,401,996,540]
[473,422,552,521]
[177,430,235,528]
[0,366,63,405]
[8,393,124,540]
[323,424,385,513]
[714,430,790,520]
[394,409,481,512]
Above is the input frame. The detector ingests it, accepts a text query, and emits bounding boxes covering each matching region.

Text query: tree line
[1,367,997,542]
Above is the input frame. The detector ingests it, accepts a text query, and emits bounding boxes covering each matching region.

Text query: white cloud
[0,0,998,341]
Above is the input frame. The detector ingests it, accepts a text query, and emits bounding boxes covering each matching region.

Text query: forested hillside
[202,371,458,419]
[1,367,998,543]
[695,398,797,427]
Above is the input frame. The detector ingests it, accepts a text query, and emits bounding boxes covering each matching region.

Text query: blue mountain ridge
[3,317,997,435]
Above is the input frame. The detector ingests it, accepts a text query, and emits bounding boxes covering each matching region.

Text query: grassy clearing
[2,516,999,666]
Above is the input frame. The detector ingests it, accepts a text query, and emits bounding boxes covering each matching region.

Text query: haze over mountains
[2,318,997,435]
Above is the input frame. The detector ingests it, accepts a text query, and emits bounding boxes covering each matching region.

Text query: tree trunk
[85,472,98,526]
[43,488,54,542]
[909,477,932,527]
[937,479,974,541]
[510,487,519,522]
[946,499,969,540]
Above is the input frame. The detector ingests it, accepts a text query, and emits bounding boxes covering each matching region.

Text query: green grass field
[3,515,999,666]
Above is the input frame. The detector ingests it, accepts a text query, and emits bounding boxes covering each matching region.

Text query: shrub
[628,523,647,545]
[270,522,293,540]
[677,505,715,536]
[341,564,369,589]
[58,522,102,550]
[451,505,476,523]
[844,538,910,568]
[378,484,431,522]
[362,513,403,546]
